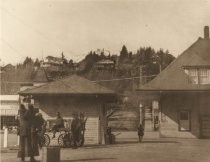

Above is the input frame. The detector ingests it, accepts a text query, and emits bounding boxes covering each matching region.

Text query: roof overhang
[18,92,116,96]
[136,89,210,93]
[182,65,210,68]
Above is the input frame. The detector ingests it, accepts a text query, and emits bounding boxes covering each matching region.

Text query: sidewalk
[1,138,210,162]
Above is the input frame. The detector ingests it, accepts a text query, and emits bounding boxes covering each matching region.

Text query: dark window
[180,111,189,120]
[1,116,17,129]
[179,111,190,131]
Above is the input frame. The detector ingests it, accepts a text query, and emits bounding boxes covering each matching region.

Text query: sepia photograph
[0,0,210,162]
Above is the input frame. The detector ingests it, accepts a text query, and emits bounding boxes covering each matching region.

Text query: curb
[1,147,19,153]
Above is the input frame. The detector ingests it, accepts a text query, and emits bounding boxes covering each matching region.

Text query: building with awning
[0,95,19,129]
[19,74,117,144]
[137,26,210,139]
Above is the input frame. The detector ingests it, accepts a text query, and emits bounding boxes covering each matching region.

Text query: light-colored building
[0,95,19,129]
[94,59,115,71]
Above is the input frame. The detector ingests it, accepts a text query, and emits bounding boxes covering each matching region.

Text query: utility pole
[159,64,162,73]
[139,65,143,88]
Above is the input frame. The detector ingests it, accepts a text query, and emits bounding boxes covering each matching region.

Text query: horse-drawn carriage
[39,118,86,148]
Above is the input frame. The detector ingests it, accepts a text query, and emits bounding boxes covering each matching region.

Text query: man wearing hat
[52,112,64,138]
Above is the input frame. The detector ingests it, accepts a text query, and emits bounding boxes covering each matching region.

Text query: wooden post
[3,128,8,148]
[17,135,20,146]
[42,147,60,162]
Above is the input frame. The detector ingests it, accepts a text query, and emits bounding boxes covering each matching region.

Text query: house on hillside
[18,75,117,144]
[1,64,15,72]
[137,26,210,139]
[41,56,63,71]
[94,59,115,71]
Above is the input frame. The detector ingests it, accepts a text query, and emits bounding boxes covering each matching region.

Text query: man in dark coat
[137,124,144,142]
[34,113,47,148]
[17,104,39,162]
[71,112,81,149]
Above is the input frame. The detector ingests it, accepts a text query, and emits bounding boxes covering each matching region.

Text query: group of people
[71,112,87,149]
[17,103,87,161]
[51,111,87,149]
[16,101,143,161]
[17,104,46,162]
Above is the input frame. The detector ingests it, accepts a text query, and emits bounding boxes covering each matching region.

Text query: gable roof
[19,75,115,95]
[138,38,210,91]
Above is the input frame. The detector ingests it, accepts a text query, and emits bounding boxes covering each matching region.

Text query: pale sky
[0,0,210,65]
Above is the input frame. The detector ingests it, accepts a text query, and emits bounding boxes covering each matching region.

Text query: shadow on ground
[140,140,179,144]
[60,158,116,162]
[81,140,179,150]
[115,140,179,145]
[26,158,116,162]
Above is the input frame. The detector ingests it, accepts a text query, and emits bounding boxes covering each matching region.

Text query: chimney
[204,26,209,39]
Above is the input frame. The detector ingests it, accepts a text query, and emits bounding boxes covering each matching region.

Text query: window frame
[184,67,210,84]
[178,110,191,132]
[199,68,210,84]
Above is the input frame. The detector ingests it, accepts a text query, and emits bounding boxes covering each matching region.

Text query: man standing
[52,112,64,138]
[71,112,81,149]
[137,124,144,142]
[34,113,47,148]
[17,104,39,162]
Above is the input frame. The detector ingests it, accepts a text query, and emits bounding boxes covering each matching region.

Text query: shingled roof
[138,37,210,91]
[19,75,115,95]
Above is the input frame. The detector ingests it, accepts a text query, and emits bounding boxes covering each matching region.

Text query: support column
[3,128,8,148]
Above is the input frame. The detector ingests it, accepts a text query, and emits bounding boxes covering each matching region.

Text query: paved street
[1,138,210,162]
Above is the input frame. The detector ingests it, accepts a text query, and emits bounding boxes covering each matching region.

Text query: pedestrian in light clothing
[17,104,39,162]
[138,124,144,142]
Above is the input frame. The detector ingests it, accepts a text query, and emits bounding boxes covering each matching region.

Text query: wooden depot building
[19,75,117,144]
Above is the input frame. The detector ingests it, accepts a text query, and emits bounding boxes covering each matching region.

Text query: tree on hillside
[61,52,68,65]
[119,45,129,62]
[128,52,133,59]
[23,57,34,67]
[68,59,74,68]
[34,58,40,68]
[80,51,100,73]
[135,47,175,82]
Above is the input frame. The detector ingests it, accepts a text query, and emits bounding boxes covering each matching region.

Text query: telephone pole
[139,65,143,88]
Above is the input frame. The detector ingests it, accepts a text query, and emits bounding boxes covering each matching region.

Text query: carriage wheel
[40,134,50,147]
[58,133,65,147]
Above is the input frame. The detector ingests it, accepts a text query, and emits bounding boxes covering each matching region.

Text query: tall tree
[61,52,68,65]
[34,58,40,67]
[23,57,34,67]
[119,45,129,62]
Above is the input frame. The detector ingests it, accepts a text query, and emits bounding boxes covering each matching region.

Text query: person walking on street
[138,124,144,142]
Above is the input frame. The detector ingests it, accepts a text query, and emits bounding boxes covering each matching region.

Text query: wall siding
[160,93,210,138]
[35,96,103,144]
